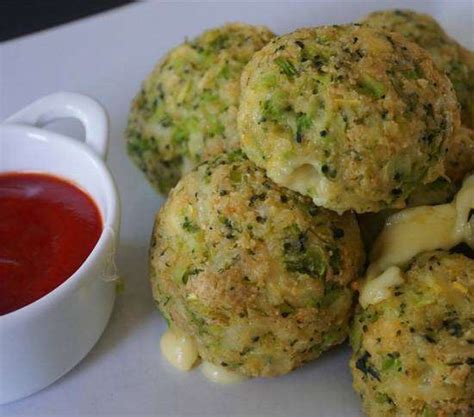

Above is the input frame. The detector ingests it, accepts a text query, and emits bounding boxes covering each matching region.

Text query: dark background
[0,0,135,42]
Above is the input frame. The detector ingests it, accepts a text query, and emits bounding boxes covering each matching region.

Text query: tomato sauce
[0,173,102,315]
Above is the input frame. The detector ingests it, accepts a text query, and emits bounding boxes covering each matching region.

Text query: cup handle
[4,92,109,160]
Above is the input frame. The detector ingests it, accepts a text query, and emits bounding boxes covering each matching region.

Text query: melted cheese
[160,329,248,383]
[160,328,199,371]
[366,204,458,279]
[201,362,247,384]
[454,175,474,246]
[367,175,474,279]
[360,175,474,307]
[359,266,404,308]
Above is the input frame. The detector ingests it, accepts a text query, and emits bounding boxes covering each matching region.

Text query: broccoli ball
[358,125,473,250]
[238,25,460,213]
[444,126,474,184]
[405,178,457,207]
[150,151,365,377]
[350,251,474,417]
[126,23,274,194]
[362,9,474,128]
[409,126,474,202]
[358,126,473,250]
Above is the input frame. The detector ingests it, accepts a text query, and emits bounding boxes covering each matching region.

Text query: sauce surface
[0,173,102,315]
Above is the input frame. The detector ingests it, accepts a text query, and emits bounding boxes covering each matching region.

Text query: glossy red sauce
[0,173,102,315]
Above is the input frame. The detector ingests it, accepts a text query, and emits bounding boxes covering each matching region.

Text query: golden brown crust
[150,151,365,377]
[445,126,474,183]
[126,23,274,194]
[350,251,474,417]
[362,9,474,128]
[238,24,460,213]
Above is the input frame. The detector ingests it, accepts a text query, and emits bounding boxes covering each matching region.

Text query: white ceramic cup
[0,92,120,404]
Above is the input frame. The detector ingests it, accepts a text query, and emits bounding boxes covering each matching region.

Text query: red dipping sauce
[0,173,102,315]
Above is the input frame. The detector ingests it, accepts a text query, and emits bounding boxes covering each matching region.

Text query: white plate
[1,2,472,416]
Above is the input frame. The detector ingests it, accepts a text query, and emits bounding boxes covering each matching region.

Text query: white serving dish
[0,92,120,404]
